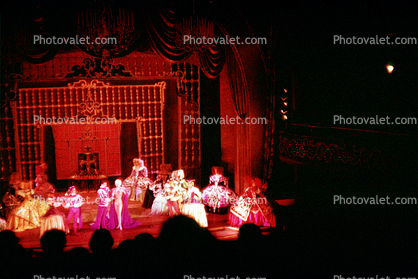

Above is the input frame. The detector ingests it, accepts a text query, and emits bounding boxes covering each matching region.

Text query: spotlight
[386,64,394,74]
[282,115,288,120]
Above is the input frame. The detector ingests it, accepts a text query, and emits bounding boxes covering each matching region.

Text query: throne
[69,147,106,191]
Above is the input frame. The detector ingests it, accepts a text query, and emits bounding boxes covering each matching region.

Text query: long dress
[89,187,111,230]
[123,167,153,201]
[107,187,141,229]
[148,180,168,215]
[7,193,50,232]
[40,199,69,237]
[201,183,237,212]
[180,187,208,227]
[228,187,276,228]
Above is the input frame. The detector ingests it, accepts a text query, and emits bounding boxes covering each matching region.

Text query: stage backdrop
[52,123,121,179]
[14,79,166,181]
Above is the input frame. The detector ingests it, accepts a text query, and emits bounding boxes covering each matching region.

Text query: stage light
[386,64,394,74]
[283,102,288,106]
[282,115,288,120]
[284,88,287,93]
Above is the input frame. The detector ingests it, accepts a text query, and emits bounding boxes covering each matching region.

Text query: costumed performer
[123,158,152,202]
[201,168,237,213]
[107,179,141,230]
[63,186,84,235]
[34,163,55,199]
[228,177,276,228]
[7,181,50,232]
[148,174,169,215]
[40,189,69,237]
[180,179,208,227]
[90,180,111,230]
[161,170,188,218]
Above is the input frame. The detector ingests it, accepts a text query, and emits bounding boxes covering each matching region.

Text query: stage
[12,191,272,253]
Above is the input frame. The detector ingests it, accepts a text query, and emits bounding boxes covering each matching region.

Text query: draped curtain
[3,0,267,191]
[15,1,248,119]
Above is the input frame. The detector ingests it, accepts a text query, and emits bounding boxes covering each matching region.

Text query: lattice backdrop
[1,51,202,186]
[15,80,166,180]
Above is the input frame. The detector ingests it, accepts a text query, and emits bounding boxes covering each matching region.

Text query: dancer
[161,170,188,218]
[90,180,111,230]
[7,181,50,232]
[201,167,237,213]
[1,187,18,219]
[123,158,152,201]
[64,186,83,235]
[113,179,124,230]
[148,176,166,215]
[228,177,276,228]
[149,174,169,215]
[0,218,8,231]
[34,163,55,199]
[108,179,141,230]
[180,179,208,227]
[40,189,69,237]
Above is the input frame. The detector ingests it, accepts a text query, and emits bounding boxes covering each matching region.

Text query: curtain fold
[198,43,225,79]
[20,1,227,80]
[225,45,249,121]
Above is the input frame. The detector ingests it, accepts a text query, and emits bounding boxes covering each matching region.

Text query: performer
[1,187,18,219]
[64,186,83,235]
[148,174,169,215]
[0,218,8,231]
[180,179,208,227]
[34,163,55,199]
[40,189,69,237]
[7,181,50,232]
[201,167,237,213]
[112,179,124,230]
[123,158,152,201]
[107,179,141,230]
[228,177,276,228]
[90,180,111,230]
[161,170,188,218]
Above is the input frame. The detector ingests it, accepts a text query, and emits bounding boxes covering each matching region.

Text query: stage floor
[13,191,271,252]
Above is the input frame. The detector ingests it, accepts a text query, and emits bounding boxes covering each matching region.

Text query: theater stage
[13,191,272,253]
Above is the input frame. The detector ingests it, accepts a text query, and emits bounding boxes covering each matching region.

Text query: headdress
[186,179,195,188]
[133,158,144,168]
[66,185,76,196]
[171,169,184,180]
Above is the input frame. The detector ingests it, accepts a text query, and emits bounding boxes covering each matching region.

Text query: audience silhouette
[0,214,289,279]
